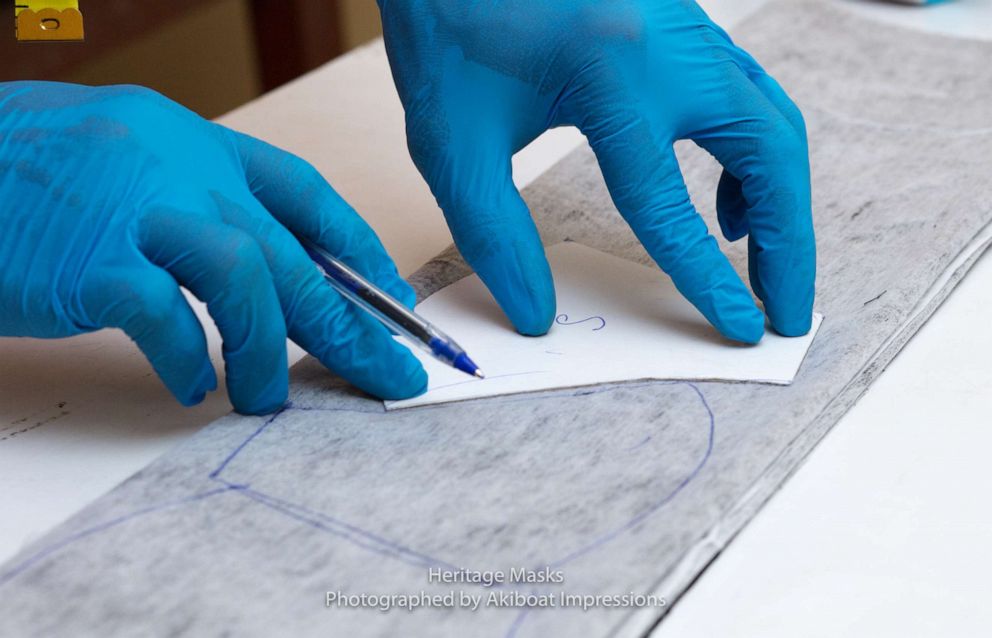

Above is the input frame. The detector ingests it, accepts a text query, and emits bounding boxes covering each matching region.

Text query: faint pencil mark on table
[0,402,71,443]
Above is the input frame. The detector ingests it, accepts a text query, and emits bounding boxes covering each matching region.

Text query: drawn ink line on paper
[0,383,716,638]
[0,486,236,587]
[426,370,549,394]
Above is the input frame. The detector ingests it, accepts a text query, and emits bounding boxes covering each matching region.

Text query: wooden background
[0,1,380,116]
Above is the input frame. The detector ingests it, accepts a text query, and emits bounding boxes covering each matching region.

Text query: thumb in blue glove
[379,0,815,342]
[0,81,427,414]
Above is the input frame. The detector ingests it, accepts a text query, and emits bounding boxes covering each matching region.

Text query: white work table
[1,1,990,635]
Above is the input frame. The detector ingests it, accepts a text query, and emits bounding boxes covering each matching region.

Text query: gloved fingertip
[360,348,427,401]
[230,371,289,416]
[385,358,429,400]
[767,308,813,338]
[198,358,218,393]
[233,394,287,416]
[508,301,555,337]
[678,263,765,345]
[476,244,556,337]
[751,236,816,339]
[714,305,766,345]
[161,358,217,407]
[495,267,556,336]
[177,390,207,408]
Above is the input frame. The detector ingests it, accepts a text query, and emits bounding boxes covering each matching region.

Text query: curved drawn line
[547,382,714,569]
[555,313,606,331]
[0,486,235,587]
[229,382,712,582]
[500,382,714,637]
[220,382,713,638]
[1,380,716,638]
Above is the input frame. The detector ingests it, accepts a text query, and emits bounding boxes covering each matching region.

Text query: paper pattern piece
[1,3,991,638]
[389,242,821,409]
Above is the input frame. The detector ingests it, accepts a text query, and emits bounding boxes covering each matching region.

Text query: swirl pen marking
[555,313,606,331]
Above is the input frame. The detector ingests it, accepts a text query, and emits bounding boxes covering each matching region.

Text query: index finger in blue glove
[405,123,556,337]
[228,130,417,310]
[439,155,555,337]
[210,190,427,401]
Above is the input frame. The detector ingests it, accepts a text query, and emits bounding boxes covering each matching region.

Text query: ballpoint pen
[301,238,485,379]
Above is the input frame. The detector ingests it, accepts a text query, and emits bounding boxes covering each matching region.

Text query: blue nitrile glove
[379,0,815,342]
[0,82,426,414]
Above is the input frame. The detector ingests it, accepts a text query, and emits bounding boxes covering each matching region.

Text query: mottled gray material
[2,2,990,637]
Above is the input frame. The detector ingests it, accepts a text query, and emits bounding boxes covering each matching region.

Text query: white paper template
[387,242,822,409]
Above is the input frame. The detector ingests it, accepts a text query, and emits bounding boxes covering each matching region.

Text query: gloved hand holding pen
[0,82,427,414]
[378,0,816,343]
[0,1,816,415]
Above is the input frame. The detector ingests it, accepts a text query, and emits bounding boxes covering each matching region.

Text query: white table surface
[1,1,990,635]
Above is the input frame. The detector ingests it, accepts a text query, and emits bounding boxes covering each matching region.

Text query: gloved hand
[379,0,815,342]
[0,81,426,414]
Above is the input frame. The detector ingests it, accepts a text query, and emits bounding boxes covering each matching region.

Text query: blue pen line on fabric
[300,238,485,379]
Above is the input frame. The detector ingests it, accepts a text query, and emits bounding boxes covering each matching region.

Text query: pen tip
[474,370,486,379]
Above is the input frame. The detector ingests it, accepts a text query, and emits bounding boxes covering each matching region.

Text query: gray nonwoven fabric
[1,2,990,637]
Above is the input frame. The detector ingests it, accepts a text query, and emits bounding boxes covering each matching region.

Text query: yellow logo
[15,1,84,41]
